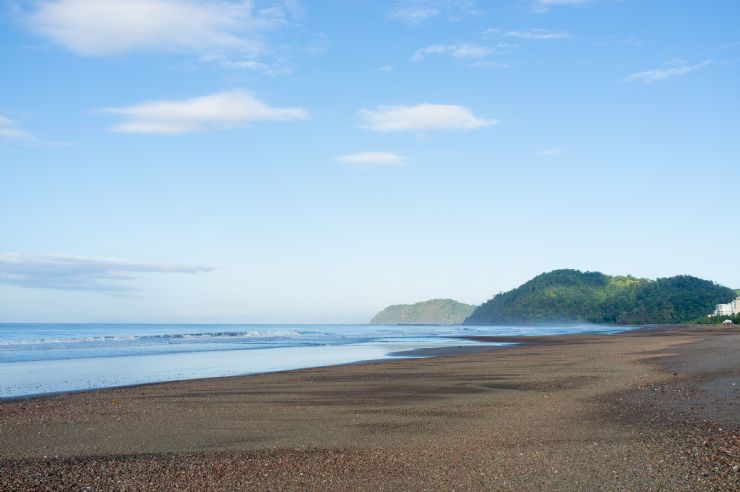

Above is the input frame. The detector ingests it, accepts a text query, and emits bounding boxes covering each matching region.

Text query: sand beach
[1,325,737,490]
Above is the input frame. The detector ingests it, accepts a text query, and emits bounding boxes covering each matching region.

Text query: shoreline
[0,339,515,403]
[0,324,638,403]
[1,324,737,490]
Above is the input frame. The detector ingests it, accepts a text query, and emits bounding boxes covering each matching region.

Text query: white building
[713,297,740,317]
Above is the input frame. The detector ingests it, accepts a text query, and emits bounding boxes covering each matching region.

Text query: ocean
[0,323,631,399]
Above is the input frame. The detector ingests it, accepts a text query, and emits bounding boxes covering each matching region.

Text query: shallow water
[0,323,630,398]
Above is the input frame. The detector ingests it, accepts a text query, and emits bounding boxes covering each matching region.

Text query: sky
[1,0,739,323]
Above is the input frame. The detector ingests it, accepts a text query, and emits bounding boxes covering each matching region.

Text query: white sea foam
[0,329,307,347]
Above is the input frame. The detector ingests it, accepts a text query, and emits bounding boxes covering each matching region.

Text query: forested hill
[370,299,476,325]
[464,270,736,325]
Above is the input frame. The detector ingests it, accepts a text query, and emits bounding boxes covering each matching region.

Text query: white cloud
[217,59,292,76]
[533,0,590,13]
[625,60,713,84]
[596,37,643,47]
[389,0,479,23]
[411,43,492,62]
[538,148,565,156]
[359,103,496,132]
[0,253,213,292]
[26,0,288,57]
[498,28,571,40]
[338,152,406,167]
[102,90,308,135]
[0,114,68,146]
[0,115,36,142]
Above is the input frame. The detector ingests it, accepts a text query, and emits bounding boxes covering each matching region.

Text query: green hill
[370,299,476,325]
[464,269,736,325]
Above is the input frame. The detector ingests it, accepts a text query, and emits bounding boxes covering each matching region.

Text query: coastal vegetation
[370,299,476,325]
[695,313,740,325]
[464,269,736,325]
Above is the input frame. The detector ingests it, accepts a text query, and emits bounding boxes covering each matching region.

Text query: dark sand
[1,325,738,490]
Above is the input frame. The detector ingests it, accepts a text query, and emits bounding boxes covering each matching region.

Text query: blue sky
[1,0,739,323]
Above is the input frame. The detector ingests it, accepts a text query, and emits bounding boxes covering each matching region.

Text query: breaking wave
[0,329,310,347]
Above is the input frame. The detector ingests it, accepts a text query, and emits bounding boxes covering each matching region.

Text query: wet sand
[1,325,738,490]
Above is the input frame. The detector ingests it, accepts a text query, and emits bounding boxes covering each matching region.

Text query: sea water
[0,323,630,398]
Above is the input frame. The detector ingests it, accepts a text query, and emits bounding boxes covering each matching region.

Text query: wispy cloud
[625,60,713,84]
[389,0,479,23]
[596,36,643,47]
[538,147,565,156]
[359,103,496,132]
[24,0,292,57]
[493,28,571,41]
[0,253,213,293]
[411,43,492,62]
[0,114,68,146]
[337,152,406,168]
[0,115,36,143]
[102,90,308,135]
[716,41,740,51]
[533,0,590,14]
[215,59,293,77]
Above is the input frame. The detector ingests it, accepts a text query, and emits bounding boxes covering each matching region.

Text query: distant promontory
[464,269,736,325]
[370,299,476,325]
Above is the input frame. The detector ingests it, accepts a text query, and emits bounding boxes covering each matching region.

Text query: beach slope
[1,325,738,490]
